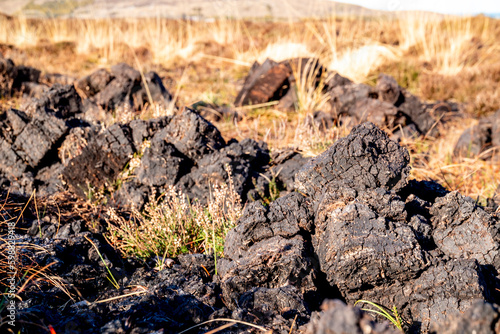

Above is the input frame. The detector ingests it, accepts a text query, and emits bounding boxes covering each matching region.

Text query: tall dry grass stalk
[290,58,330,114]
[319,16,400,81]
[397,13,498,75]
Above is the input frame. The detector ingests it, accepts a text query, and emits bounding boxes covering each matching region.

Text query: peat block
[13,109,68,168]
[304,299,400,334]
[453,121,491,158]
[177,137,269,202]
[430,191,500,268]
[349,258,492,332]
[328,72,458,137]
[134,140,188,187]
[219,193,317,308]
[61,107,275,207]
[28,84,83,118]
[151,108,226,161]
[76,68,113,97]
[314,199,427,291]
[268,148,311,192]
[62,123,134,197]
[430,300,500,334]
[0,102,80,194]
[0,54,42,97]
[235,57,324,109]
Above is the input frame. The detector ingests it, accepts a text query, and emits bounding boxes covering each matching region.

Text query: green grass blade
[360,308,399,328]
[355,299,403,331]
[85,236,120,290]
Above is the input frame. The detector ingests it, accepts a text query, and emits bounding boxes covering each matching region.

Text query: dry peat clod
[78,62,173,113]
[0,53,42,97]
[304,299,401,334]
[295,122,411,204]
[453,108,500,160]
[429,300,500,333]
[234,57,324,110]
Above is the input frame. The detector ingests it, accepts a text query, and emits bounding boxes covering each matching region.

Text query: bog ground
[0,11,499,334]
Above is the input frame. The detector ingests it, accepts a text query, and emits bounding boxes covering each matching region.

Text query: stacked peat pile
[0,56,465,206]
[76,63,172,114]
[0,58,498,333]
[219,122,500,333]
[62,107,274,207]
[0,84,88,196]
[327,73,461,139]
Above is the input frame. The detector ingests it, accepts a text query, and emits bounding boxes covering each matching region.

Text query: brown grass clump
[418,63,500,116]
[376,14,500,115]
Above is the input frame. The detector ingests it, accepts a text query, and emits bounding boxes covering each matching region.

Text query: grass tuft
[355,299,404,332]
[106,166,242,261]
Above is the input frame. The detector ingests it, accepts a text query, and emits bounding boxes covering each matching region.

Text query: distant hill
[0,0,389,19]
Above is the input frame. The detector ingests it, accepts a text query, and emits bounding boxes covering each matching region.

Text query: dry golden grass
[0,13,498,203]
[0,14,498,109]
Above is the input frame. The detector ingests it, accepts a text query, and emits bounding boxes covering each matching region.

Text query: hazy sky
[338,0,500,15]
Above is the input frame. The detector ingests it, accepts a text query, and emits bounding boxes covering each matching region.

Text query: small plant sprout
[257,168,282,205]
[354,299,404,332]
[84,235,120,290]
